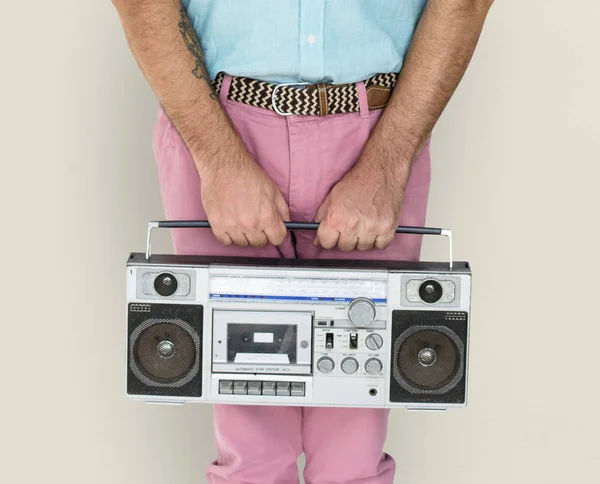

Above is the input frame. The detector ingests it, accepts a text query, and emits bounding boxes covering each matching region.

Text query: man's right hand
[112,1,290,249]
[200,155,290,248]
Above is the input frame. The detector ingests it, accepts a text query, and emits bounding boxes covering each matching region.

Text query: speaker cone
[134,322,196,383]
[419,280,443,304]
[397,329,459,391]
[154,273,178,297]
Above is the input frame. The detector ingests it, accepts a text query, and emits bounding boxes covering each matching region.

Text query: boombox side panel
[127,303,203,398]
[389,310,468,405]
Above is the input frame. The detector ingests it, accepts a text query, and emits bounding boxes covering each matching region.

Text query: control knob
[365,358,383,375]
[347,298,376,327]
[341,357,359,374]
[365,333,384,351]
[317,356,335,374]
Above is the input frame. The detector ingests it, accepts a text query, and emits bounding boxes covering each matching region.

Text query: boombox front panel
[127,303,203,398]
[389,310,468,405]
[126,256,471,409]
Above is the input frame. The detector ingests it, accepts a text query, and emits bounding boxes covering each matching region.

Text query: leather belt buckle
[271,82,309,116]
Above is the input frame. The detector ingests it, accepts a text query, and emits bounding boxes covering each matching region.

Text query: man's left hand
[314,160,407,252]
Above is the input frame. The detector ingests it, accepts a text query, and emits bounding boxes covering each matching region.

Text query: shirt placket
[298,0,325,83]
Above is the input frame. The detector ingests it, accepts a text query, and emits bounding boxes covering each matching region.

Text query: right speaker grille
[390,310,468,404]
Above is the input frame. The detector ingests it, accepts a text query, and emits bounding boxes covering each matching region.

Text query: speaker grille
[390,310,467,404]
[128,303,203,397]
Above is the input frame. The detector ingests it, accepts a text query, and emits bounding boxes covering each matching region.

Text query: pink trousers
[152,75,431,484]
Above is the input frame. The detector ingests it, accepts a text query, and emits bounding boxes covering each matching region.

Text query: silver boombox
[126,221,471,411]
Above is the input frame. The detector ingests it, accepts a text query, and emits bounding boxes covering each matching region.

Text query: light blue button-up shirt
[183,0,427,85]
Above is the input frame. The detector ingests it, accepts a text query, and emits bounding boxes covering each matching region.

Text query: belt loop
[356,81,370,119]
[316,83,329,116]
[219,74,233,105]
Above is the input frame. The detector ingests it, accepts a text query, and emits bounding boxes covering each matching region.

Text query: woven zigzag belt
[212,72,398,116]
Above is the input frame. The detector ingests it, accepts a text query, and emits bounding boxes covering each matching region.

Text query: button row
[219,380,305,397]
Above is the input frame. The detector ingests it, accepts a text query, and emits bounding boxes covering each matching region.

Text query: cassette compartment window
[212,311,313,373]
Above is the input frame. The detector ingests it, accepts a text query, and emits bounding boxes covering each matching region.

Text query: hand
[200,155,290,248]
[314,163,405,252]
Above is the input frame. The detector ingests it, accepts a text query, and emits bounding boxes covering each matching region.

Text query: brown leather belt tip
[213,72,398,116]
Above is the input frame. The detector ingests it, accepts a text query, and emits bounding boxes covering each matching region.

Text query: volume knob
[348,298,376,327]
[365,358,383,375]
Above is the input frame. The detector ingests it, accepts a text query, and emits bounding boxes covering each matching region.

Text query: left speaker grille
[128,303,203,398]
[135,322,196,383]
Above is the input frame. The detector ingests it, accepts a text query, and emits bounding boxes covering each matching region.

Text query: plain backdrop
[1,1,599,483]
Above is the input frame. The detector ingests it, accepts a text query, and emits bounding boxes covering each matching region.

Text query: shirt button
[307,34,316,45]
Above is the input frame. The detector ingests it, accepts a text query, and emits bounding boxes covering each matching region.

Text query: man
[113,0,494,482]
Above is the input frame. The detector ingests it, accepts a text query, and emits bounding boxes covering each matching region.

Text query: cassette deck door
[212,310,313,375]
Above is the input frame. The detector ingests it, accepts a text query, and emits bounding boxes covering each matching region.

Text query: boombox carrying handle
[145,220,453,269]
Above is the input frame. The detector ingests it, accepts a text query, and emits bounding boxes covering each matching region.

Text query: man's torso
[183,0,428,84]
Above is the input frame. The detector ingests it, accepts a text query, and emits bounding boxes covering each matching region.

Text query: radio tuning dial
[317,356,335,374]
[365,358,383,375]
[365,333,384,351]
[341,357,359,374]
[347,298,376,327]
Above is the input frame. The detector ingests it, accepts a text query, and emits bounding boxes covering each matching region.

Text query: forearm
[358,0,494,186]
[112,0,246,178]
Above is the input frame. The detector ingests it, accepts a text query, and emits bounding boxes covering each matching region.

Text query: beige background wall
[1,1,598,483]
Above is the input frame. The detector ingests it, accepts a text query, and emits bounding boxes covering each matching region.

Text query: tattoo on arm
[178,5,218,101]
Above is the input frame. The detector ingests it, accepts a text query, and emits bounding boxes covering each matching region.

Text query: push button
[276,381,291,396]
[262,381,276,396]
[291,382,305,397]
[247,381,262,395]
[233,381,248,395]
[219,380,233,394]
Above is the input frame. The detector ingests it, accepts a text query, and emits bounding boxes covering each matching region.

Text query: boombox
[126,221,471,411]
